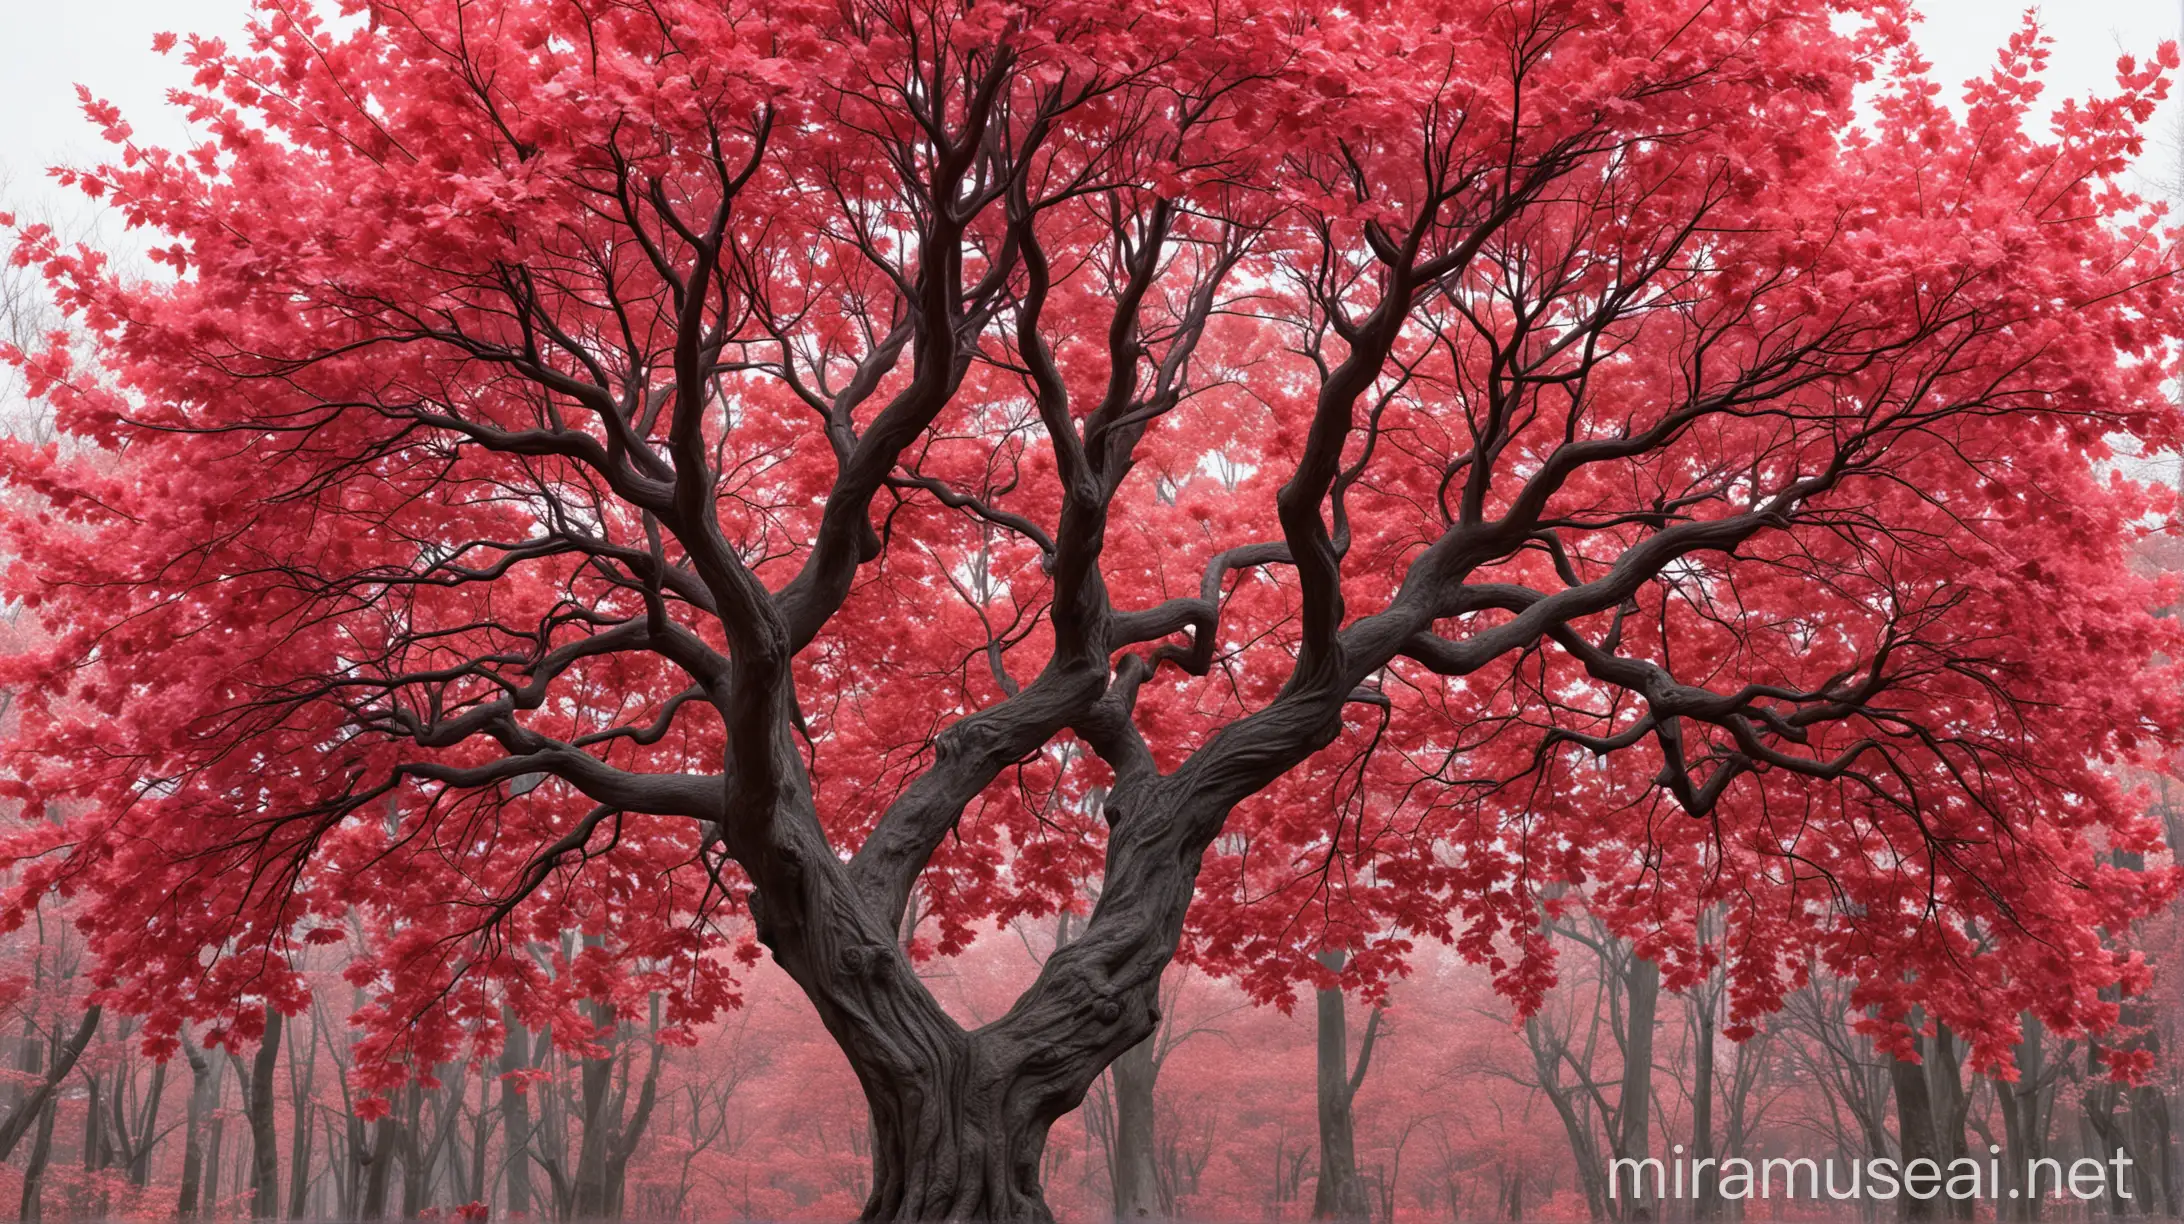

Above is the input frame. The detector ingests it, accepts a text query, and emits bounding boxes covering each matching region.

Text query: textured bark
[751,848,1172,1223]
[742,745,1272,1222]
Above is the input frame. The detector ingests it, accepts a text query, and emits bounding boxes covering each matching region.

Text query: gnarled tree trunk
[741,768,1225,1224]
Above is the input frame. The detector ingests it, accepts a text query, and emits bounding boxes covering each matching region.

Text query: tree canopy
[3,0,2183,1216]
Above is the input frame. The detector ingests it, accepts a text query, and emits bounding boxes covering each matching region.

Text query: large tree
[3,0,2183,1219]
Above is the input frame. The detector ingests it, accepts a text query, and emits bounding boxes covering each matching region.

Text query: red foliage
[0,0,2177,1136]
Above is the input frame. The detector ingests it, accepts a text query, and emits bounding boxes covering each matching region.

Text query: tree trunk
[1109,1035,1166,1220]
[1616,955,1659,1223]
[288,1011,318,1220]
[206,1109,228,1216]
[399,1079,434,1218]
[1926,1024,1972,1221]
[739,745,1325,1221]
[572,998,621,1220]
[181,1037,223,1218]
[0,1005,100,1161]
[853,1034,1082,1224]
[2130,1072,2176,1216]
[1311,950,1375,1223]
[362,1115,397,1220]
[18,1092,56,1224]
[1691,986,1717,1221]
[744,831,1177,1221]
[501,1009,535,1218]
[1890,1041,1941,1222]
[1999,1016,2046,1221]
[232,1009,286,1219]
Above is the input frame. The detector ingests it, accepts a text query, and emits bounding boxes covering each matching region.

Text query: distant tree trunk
[468,1056,494,1211]
[2131,1069,2177,1216]
[501,1010,535,1218]
[399,1078,433,1218]
[1691,986,1718,1221]
[117,1056,169,1185]
[572,1000,621,1220]
[2085,849,2161,1215]
[1999,1016,2047,1221]
[206,1102,228,1216]
[570,993,665,1221]
[84,1070,105,1171]
[231,1009,286,1219]
[361,1115,397,1221]
[288,1008,318,1219]
[0,1005,100,1161]
[1525,1014,1610,1221]
[1615,956,1659,1223]
[1926,1024,1972,1221]
[1890,1039,1941,1222]
[180,1035,219,1218]
[1109,1035,1167,1220]
[2085,1034,2151,1215]
[1311,950,1380,1222]
[18,1092,57,1224]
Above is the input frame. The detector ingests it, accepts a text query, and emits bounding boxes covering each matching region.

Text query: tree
[4,1,2184,1220]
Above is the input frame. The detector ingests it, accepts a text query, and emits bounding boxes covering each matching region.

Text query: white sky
[1,0,2182,224]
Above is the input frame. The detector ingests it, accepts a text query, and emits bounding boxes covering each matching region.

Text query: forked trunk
[748,825,1172,1223]
[861,1041,1062,1223]
[736,713,1331,1222]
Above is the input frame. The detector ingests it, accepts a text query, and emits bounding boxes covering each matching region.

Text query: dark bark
[0,1004,100,1161]
[1925,1024,1972,1222]
[288,1009,318,1219]
[230,1009,285,1219]
[18,1092,56,1224]
[742,759,1256,1222]
[570,994,665,1220]
[1310,950,1379,1222]
[1613,955,1659,1223]
[114,1055,168,1186]
[1890,1042,1941,1222]
[1998,1017,2048,1221]
[180,1035,219,1218]
[361,1115,397,1220]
